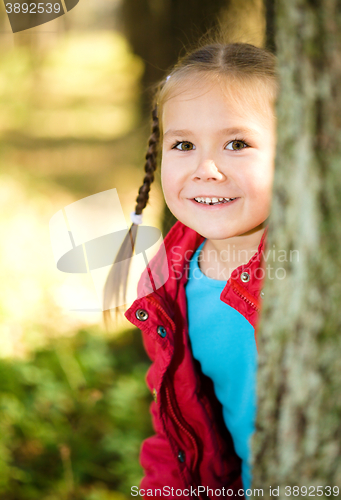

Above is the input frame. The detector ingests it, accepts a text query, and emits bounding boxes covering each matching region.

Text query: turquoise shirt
[185,240,258,491]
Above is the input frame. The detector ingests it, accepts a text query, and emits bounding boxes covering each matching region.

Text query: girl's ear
[102,105,160,331]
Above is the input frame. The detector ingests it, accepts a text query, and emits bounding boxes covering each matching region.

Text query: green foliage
[0,327,153,500]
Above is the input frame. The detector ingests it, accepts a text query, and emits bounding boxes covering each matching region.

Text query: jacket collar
[125,221,268,326]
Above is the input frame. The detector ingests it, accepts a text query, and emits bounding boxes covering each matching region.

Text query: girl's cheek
[160,161,168,184]
[161,168,173,188]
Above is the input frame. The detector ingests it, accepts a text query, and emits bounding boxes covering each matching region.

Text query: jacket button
[152,388,157,403]
[157,326,167,338]
[177,450,185,463]
[260,290,265,298]
[240,271,250,283]
[136,309,148,321]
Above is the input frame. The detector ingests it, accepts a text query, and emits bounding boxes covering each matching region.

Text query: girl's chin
[192,226,239,240]
[186,220,265,241]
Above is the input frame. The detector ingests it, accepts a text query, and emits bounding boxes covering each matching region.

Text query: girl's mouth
[193,196,237,206]
[189,197,239,210]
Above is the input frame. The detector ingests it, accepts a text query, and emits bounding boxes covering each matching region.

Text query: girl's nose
[192,157,226,181]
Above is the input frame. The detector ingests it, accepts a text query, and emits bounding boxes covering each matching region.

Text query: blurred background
[0,1,267,498]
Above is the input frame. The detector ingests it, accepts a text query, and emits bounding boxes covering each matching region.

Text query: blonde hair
[102,38,279,330]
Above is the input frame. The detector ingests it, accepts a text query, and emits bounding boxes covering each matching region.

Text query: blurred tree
[253,0,341,493]
[119,0,266,235]
[264,0,276,53]
[120,0,228,107]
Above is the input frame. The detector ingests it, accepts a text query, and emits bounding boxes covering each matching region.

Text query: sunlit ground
[0,30,165,360]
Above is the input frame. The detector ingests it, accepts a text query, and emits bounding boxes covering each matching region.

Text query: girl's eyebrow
[163,126,260,139]
[220,127,261,137]
[163,129,193,138]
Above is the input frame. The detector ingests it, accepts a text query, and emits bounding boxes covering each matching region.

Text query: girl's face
[161,78,276,241]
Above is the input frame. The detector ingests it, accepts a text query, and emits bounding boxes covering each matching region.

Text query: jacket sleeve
[139,399,185,497]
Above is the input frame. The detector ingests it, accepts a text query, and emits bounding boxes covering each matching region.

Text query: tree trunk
[252,0,341,497]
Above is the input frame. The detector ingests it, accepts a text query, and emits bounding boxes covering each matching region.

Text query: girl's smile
[160,77,277,247]
[189,196,239,209]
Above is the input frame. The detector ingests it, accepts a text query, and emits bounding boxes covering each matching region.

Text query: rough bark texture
[252,0,341,497]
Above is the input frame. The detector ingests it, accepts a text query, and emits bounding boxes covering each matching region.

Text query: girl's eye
[225,140,249,151]
[173,141,195,151]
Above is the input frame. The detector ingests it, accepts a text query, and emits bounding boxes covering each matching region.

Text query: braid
[135,105,160,214]
[102,105,160,330]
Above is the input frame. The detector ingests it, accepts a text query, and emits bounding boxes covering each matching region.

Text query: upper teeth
[194,197,235,204]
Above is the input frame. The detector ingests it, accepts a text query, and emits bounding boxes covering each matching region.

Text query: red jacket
[125,221,267,499]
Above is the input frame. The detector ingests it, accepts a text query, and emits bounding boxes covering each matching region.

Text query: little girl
[104,40,278,499]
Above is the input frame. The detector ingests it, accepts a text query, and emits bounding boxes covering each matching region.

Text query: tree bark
[252,0,341,496]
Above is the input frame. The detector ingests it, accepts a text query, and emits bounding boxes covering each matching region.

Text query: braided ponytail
[102,104,160,330]
[134,106,159,214]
